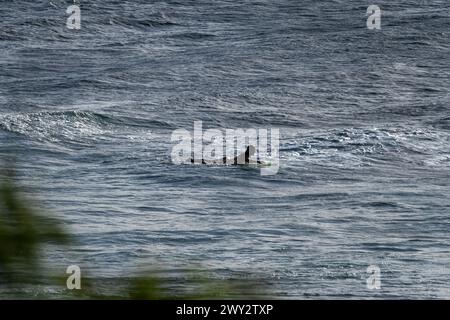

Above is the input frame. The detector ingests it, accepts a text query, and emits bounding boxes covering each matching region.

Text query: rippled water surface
[1,0,450,298]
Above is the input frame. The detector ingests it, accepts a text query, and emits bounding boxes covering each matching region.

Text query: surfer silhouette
[191,145,262,165]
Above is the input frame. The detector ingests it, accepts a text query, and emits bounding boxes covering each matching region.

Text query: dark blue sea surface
[1,0,449,298]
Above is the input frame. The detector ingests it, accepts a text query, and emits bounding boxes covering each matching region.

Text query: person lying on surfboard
[191,145,263,165]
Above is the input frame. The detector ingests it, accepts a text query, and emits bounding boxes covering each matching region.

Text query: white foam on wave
[280,125,450,169]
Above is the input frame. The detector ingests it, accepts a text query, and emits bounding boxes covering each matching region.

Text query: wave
[0,110,172,147]
[431,116,450,130]
[107,13,178,30]
[281,126,450,168]
[0,110,109,145]
[168,32,216,40]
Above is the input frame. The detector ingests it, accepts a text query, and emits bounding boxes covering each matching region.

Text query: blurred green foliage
[0,168,68,287]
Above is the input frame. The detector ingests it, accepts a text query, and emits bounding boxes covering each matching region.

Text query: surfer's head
[245,145,256,161]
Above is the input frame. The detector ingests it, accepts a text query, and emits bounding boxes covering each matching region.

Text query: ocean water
[0,0,449,298]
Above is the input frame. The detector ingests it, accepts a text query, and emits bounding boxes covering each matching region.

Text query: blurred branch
[0,167,69,286]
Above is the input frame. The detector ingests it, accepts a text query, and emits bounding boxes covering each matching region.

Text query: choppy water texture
[1,0,450,298]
